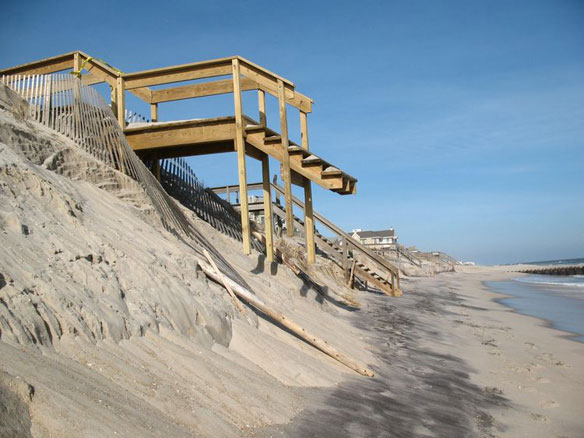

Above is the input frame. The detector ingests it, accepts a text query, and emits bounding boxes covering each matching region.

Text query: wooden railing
[155,157,264,252]
[0,73,198,237]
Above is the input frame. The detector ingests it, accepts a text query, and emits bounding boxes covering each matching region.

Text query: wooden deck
[0,51,362,264]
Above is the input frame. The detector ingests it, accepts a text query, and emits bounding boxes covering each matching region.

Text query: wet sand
[253,267,584,437]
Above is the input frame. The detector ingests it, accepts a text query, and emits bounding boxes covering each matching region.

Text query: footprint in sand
[536,377,550,384]
[539,400,559,409]
[524,342,538,351]
[538,353,570,368]
[530,413,549,423]
[518,385,537,393]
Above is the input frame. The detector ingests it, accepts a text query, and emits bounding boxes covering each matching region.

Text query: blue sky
[1,0,583,264]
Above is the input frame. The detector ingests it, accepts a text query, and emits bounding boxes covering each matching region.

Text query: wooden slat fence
[0,73,246,283]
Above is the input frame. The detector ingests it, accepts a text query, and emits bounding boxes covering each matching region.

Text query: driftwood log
[203,249,246,313]
[198,258,374,377]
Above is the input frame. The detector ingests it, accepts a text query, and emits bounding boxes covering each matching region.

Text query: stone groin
[519,265,584,276]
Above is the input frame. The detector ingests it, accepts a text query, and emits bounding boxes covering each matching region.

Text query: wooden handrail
[0,51,313,112]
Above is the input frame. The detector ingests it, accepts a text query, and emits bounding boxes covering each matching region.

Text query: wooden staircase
[243,119,357,195]
[225,181,402,297]
[270,203,399,296]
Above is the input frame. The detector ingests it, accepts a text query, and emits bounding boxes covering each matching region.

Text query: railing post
[300,111,315,264]
[277,79,294,237]
[232,58,252,255]
[262,154,274,262]
[258,89,266,126]
[116,76,125,128]
[150,103,158,122]
[73,52,80,73]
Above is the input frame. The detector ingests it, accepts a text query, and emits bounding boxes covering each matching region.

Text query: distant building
[350,228,398,256]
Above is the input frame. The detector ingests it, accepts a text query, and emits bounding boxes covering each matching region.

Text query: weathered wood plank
[150,77,257,103]
[124,63,232,89]
[0,52,75,76]
[300,111,316,264]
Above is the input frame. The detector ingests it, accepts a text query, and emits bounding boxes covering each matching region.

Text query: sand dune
[1,84,582,437]
[0,84,370,436]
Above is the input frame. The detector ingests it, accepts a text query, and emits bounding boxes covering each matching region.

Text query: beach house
[351,228,398,255]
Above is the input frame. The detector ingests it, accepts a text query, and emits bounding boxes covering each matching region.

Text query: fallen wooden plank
[197,258,374,377]
[203,249,246,313]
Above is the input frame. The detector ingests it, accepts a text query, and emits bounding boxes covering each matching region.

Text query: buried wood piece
[197,258,374,378]
[348,258,357,289]
[203,249,246,314]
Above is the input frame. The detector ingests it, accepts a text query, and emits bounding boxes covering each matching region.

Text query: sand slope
[0,85,372,437]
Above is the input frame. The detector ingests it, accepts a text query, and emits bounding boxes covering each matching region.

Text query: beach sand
[1,84,583,437]
[255,266,584,437]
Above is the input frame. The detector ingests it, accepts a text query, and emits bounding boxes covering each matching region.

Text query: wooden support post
[226,186,231,204]
[233,59,251,255]
[277,79,294,237]
[258,89,266,126]
[349,258,357,289]
[73,52,80,72]
[150,104,160,177]
[262,154,274,262]
[300,111,315,264]
[116,76,125,128]
[150,103,158,122]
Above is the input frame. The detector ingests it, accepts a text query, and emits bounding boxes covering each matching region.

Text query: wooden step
[302,154,321,165]
[245,124,265,133]
[264,135,282,144]
[287,145,305,155]
[322,166,342,177]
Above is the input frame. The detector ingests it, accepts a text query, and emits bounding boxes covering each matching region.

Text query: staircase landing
[124,116,357,195]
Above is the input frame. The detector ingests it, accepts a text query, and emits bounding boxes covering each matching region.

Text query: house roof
[353,229,395,238]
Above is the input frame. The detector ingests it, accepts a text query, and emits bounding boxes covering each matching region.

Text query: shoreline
[252,266,584,437]
[485,274,584,344]
[491,294,584,346]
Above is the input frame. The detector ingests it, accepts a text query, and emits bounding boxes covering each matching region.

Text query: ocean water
[486,271,584,343]
[522,257,584,266]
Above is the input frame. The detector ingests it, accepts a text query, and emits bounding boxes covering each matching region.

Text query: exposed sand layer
[256,266,584,437]
[0,85,373,437]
